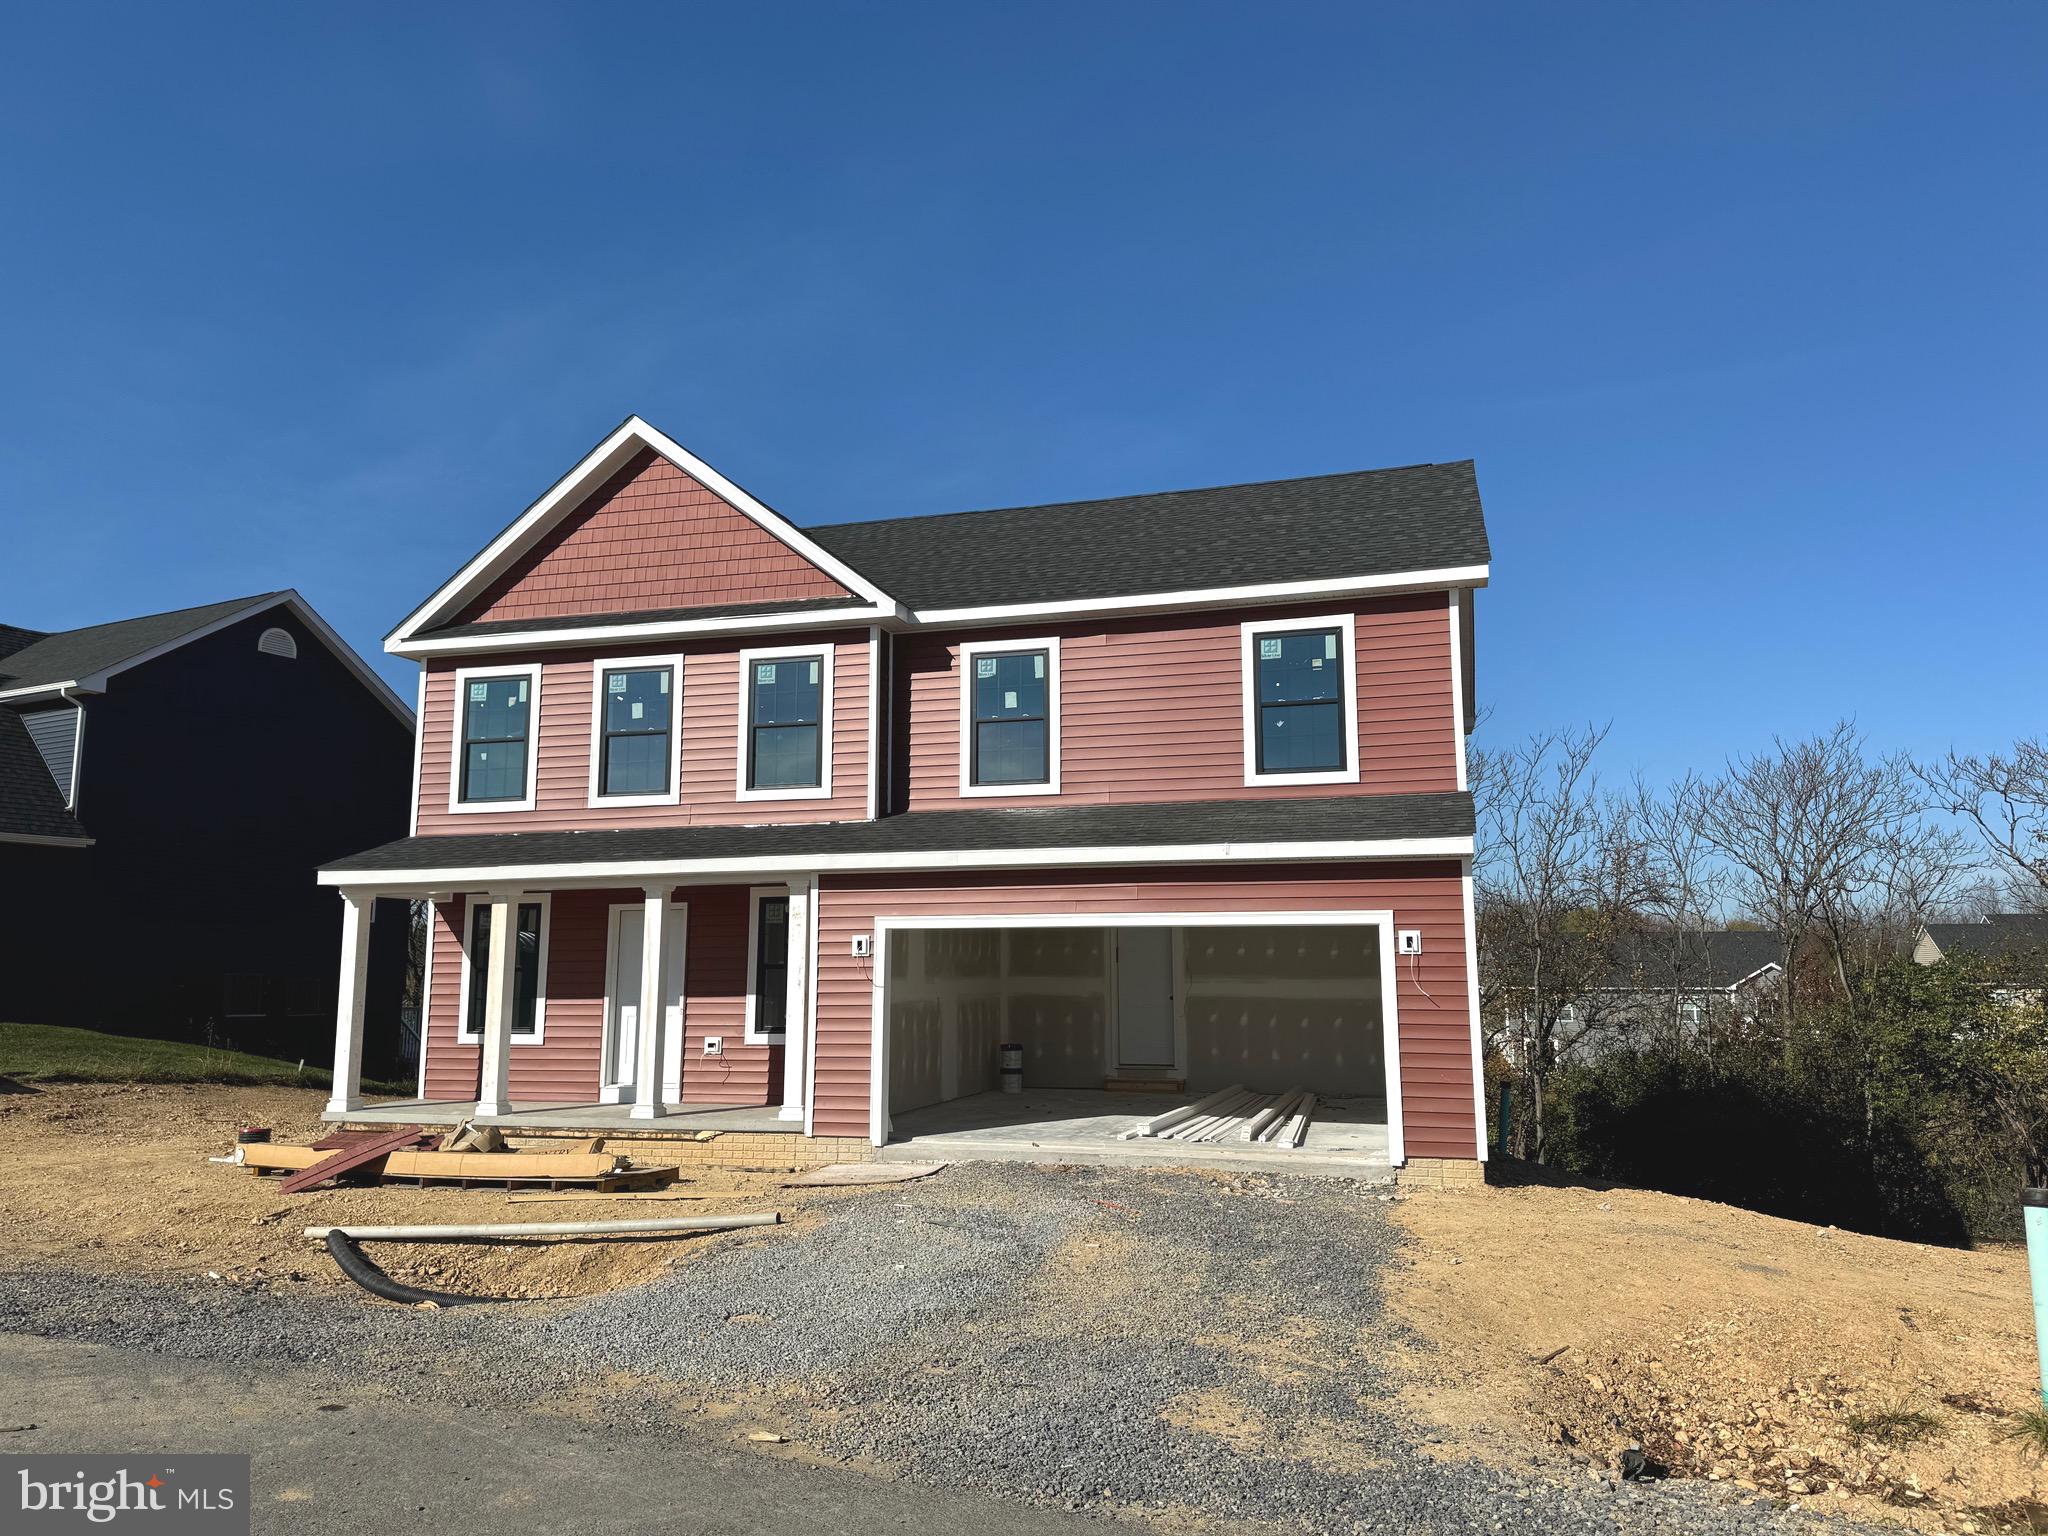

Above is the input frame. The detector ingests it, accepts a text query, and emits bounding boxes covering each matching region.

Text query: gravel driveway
[0,1162,1880,1535]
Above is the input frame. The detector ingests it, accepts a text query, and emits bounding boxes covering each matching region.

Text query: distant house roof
[807,460,1491,612]
[0,594,285,695]
[1595,929,1784,991]
[0,709,87,845]
[0,591,411,726]
[321,790,1475,881]
[1922,914,2048,962]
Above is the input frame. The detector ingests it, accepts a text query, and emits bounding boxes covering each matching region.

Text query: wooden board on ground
[277,1125,427,1195]
[782,1162,947,1188]
[236,1143,671,1190]
[505,1189,728,1205]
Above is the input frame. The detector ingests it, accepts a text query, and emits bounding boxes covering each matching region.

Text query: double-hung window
[461,897,547,1040]
[745,890,790,1042]
[1241,615,1359,786]
[589,657,681,806]
[960,638,1060,795]
[738,646,833,798]
[453,665,541,811]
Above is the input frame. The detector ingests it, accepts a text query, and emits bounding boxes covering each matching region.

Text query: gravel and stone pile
[0,1161,1879,1534]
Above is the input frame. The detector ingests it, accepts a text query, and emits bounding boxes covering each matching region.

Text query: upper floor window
[960,637,1060,796]
[589,656,682,807]
[1240,614,1359,787]
[452,665,541,812]
[737,645,833,800]
[459,895,548,1041]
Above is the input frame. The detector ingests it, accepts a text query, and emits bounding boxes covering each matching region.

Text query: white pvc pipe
[304,1214,779,1241]
[1162,1088,1255,1141]
[1244,1088,1305,1142]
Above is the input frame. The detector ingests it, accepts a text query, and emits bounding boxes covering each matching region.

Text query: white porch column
[326,891,373,1114]
[631,884,673,1120]
[474,890,523,1118]
[779,876,813,1121]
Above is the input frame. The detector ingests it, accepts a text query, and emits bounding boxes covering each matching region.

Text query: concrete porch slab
[325,1099,790,1137]
[875,1088,1393,1179]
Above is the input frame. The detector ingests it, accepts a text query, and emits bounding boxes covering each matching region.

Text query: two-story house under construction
[319,417,1490,1177]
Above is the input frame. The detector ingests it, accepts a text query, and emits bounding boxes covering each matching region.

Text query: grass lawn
[0,1022,409,1094]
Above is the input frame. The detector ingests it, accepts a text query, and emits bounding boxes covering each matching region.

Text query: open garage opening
[871,916,1397,1175]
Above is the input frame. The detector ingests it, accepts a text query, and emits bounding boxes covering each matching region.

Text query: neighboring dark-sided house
[0,592,415,1066]
[1914,913,2048,967]
[1500,929,1784,1064]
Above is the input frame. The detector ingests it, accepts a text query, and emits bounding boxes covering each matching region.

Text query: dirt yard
[1391,1179,2048,1534]
[0,1081,828,1300]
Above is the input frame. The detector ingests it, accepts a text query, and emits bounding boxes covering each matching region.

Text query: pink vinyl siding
[896,592,1459,810]
[416,632,871,833]
[455,448,850,626]
[419,884,781,1107]
[810,862,1479,1158]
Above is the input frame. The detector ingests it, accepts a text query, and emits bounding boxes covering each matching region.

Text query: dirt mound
[1391,1181,2046,1532]
[0,1083,799,1301]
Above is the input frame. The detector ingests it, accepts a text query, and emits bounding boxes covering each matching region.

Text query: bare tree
[1917,738,2048,911]
[1698,722,1969,1038]
[1473,725,1658,1160]
[1626,771,1735,1048]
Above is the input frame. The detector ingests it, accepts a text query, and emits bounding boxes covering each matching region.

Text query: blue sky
[2,3,2041,784]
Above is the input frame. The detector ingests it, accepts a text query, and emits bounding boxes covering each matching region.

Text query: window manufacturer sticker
[469,682,489,702]
[630,701,644,720]
[808,660,820,685]
[1259,638,1282,660]
[976,658,997,678]
[1325,634,1338,659]
[608,674,627,693]
[1033,655,1045,679]
[516,680,528,702]
[659,672,670,693]
[1004,690,1019,710]
[756,663,777,684]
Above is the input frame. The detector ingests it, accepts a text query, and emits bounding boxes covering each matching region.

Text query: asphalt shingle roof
[324,791,1473,875]
[0,594,281,692]
[1925,915,2048,961]
[0,709,88,843]
[1597,930,1784,990]
[806,461,1491,611]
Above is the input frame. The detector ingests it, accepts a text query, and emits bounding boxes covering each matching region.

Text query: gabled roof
[0,594,282,695]
[1595,929,1784,991]
[808,460,1492,614]
[387,417,901,653]
[0,709,89,846]
[319,790,1475,884]
[1924,915,2048,962]
[388,417,1494,655]
[0,591,413,728]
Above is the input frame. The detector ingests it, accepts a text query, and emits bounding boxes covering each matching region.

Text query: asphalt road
[0,1335,1108,1536]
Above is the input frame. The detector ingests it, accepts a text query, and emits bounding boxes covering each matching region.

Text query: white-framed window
[743,886,791,1043]
[958,636,1060,796]
[1679,1001,1703,1029]
[1240,613,1360,787]
[586,654,684,808]
[455,893,551,1044]
[736,644,834,801]
[449,662,543,812]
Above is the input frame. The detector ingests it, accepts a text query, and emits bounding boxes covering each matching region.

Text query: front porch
[325,1097,789,1136]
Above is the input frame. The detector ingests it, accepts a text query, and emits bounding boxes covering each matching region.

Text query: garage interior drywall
[885,923,1385,1115]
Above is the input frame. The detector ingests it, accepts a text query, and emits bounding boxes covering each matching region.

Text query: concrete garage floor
[877,1087,1393,1176]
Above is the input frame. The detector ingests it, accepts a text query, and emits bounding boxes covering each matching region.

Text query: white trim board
[866,909,1407,1166]
[452,891,553,1045]
[386,416,900,651]
[735,642,835,802]
[598,895,689,1102]
[586,653,686,809]
[1447,589,1469,793]
[910,566,1489,630]
[957,636,1061,797]
[319,834,1477,892]
[0,830,94,848]
[447,662,544,814]
[397,603,894,658]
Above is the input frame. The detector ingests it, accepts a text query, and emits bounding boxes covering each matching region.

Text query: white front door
[605,903,687,1101]
[1114,928,1177,1072]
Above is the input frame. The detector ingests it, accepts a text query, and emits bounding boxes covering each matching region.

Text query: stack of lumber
[230,1140,677,1191]
[1117,1084,1317,1147]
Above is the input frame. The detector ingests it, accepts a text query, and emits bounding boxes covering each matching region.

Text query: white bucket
[999,1043,1024,1094]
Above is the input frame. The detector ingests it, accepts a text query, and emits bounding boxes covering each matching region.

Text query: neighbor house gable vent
[20,705,80,807]
[257,626,298,659]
